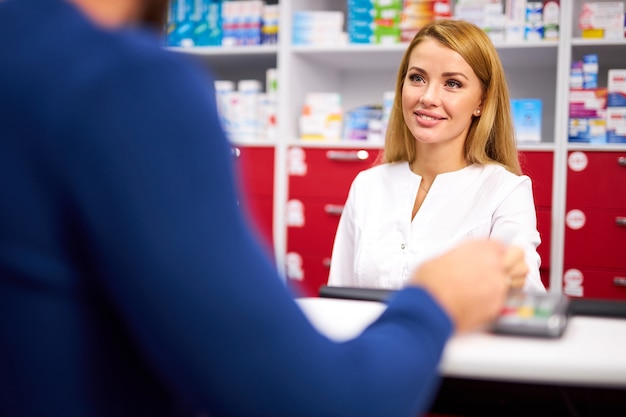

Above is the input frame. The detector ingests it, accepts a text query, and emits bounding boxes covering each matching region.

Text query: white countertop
[297,297,626,389]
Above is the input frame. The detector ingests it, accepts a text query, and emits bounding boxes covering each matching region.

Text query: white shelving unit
[174,0,626,292]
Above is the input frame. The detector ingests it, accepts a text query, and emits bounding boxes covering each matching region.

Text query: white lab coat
[327,161,546,293]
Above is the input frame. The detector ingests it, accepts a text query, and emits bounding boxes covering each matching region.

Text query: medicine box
[569,118,607,143]
[569,88,607,119]
[607,107,626,143]
[608,69,626,107]
[511,98,542,142]
[579,2,625,39]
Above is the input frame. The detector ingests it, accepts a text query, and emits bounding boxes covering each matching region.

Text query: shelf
[496,42,559,70]
[290,44,406,70]
[571,38,626,46]
[290,41,559,71]
[567,143,626,152]
[287,139,385,149]
[230,139,277,148]
[286,140,556,152]
[569,40,626,69]
[518,143,557,152]
[168,45,278,56]
[168,45,278,77]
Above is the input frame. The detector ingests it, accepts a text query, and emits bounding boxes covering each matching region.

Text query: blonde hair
[382,19,521,175]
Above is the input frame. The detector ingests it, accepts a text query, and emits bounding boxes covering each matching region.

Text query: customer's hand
[408,239,509,332]
[503,245,529,290]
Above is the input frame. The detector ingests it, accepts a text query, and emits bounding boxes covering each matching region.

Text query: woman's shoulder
[480,163,530,180]
[354,161,410,182]
[475,163,532,191]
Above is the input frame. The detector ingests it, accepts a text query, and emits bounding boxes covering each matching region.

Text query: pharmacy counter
[296,297,626,389]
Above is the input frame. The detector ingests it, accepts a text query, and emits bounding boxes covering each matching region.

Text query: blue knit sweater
[0,1,452,416]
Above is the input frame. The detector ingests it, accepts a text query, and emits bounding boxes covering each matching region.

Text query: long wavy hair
[382,19,521,175]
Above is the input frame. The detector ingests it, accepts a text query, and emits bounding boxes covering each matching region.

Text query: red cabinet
[232,145,275,254]
[519,150,554,209]
[519,150,553,289]
[285,146,381,297]
[563,151,626,300]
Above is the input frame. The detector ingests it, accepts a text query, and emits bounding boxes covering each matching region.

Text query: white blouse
[327,162,546,293]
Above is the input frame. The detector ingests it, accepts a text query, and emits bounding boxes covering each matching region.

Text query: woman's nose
[419,84,440,106]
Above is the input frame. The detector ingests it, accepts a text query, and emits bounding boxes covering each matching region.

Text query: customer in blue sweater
[0,1,521,416]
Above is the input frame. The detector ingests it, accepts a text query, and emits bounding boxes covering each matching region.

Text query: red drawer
[240,195,274,254]
[285,252,331,298]
[563,208,626,270]
[537,208,551,269]
[288,147,381,199]
[519,151,553,209]
[232,146,275,252]
[562,266,626,301]
[566,151,626,210]
[233,145,275,196]
[286,197,343,255]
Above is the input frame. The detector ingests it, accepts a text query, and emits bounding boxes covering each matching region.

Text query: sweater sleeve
[59,51,453,417]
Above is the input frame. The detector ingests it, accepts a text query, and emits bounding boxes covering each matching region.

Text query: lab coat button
[400,243,406,250]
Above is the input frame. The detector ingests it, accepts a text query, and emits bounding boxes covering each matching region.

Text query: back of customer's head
[384,18,521,175]
[138,0,169,30]
[67,0,169,30]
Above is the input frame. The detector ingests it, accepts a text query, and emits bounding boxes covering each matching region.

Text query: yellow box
[581,28,604,38]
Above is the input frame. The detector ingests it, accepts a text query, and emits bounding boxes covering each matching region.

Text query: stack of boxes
[166,0,279,48]
[347,0,451,45]
[221,1,264,46]
[299,93,344,141]
[568,54,606,144]
[455,0,560,43]
[260,3,279,45]
[214,69,278,143]
[607,70,626,143]
[569,53,626,144]
[298,91,395,143]
[292,11,345,45]
[579,1,625,39]
[167,0,223,47]
[343,105,384,142]
[373,0,403,44]
[455,0,506,42]
[347,0,374,43]
[400,0,453,42]
[347,0,404,44]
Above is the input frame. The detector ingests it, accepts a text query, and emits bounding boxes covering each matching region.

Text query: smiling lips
[415,111,446,124]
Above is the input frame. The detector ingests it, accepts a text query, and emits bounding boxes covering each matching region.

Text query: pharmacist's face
[402,38,483,149]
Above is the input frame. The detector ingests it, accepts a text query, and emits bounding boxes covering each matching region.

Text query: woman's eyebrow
[442,71,469,80]
[408,66,469,81]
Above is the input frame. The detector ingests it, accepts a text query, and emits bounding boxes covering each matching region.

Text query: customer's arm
[61,52,499,417]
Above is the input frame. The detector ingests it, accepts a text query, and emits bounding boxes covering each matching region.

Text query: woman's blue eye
[446,80,462,88]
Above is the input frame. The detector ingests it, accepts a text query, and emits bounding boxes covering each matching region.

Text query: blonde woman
[328,19,545,293]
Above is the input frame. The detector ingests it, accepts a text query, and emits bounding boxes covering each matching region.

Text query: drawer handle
[616,217,626,227]
[614,277,626,287]
[326,150,369,161]
[323,257,331,268]
[324,204,344,216]
[618,157,626,167]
